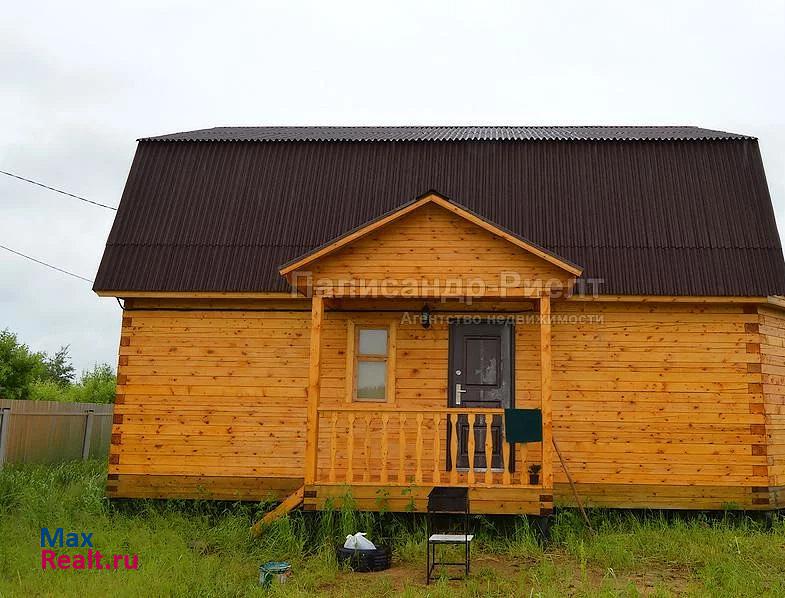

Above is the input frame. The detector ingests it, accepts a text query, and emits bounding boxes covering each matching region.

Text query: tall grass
[1,461,785,597]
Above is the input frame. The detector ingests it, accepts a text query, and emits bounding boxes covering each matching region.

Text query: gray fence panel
[0,399,114,466]
[88,411,114,459]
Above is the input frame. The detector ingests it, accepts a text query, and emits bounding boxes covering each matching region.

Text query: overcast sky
[1,0,784,373]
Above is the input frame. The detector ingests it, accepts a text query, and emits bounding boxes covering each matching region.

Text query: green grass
[1,461,785,597]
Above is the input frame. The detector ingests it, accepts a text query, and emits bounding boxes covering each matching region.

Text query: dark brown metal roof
[142,126,753,143]
[94,128,785,296]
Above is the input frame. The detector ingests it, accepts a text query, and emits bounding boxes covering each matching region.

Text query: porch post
[304,294,324,486]
[539,293,553,490]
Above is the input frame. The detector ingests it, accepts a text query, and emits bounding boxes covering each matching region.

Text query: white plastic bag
[343,532,376,550]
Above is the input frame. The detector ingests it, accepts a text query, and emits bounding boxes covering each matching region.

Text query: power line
[0,170,118,211]
[0,244,94,283]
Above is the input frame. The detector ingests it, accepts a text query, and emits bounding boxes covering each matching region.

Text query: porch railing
[315,406,541,489]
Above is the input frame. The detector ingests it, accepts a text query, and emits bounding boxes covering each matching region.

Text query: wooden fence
[0,399,113,466]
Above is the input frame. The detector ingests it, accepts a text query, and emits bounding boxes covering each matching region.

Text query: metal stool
[426,486,472,583]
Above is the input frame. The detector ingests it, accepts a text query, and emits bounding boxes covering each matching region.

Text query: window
[354,327,389,401]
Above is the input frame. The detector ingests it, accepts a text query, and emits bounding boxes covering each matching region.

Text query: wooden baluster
[502,422,511,486]
[467,413,476,485]
[363,414,371,482]
[432,413,441,484]
[381,414,389,484]
[329,411,338,483]
[484,415,493,485]
[398,413,406,484]
[415,413,423,484]
[449,413,458,485]
[346,413,355,483]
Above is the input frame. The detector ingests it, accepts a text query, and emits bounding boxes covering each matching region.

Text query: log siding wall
[759,306,785,506]
[108,299,310,500]
[108,297,782,510]
[552,301,768,510]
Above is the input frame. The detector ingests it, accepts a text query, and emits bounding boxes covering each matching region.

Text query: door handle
[455,383,467,405]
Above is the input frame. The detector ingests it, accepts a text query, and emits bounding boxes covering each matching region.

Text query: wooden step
[250,485,304,536]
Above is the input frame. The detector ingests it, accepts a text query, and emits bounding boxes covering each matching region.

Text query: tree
[43,345,75,386]
[0,329,46,400]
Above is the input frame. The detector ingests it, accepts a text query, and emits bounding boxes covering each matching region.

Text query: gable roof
[279,192,583,277]
[93,126,785,297]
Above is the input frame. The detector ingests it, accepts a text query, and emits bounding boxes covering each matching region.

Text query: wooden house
[95,126,785,515]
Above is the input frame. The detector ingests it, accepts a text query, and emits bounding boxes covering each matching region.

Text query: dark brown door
[448,320,514,471]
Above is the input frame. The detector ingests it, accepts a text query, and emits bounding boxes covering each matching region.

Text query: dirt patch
[620,567,693,595]
[325,553,694,596]
[330,558,482,592]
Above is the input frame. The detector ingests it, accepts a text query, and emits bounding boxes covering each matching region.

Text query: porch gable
[280,192,582,298]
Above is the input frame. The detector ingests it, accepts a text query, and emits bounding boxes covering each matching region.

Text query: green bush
[0,329,115,403]
[27,379,66,402]
[0,329,46,400]
[66,364,116,403]
[27,365,116,403]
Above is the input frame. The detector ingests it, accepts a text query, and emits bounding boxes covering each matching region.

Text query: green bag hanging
[504,408,543,443]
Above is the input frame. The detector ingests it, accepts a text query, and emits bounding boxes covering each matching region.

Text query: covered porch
[278,192,582,516]
[302,293,556,515]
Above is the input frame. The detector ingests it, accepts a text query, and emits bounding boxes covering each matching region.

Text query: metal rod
[553,436,594,534]
[82,410,95,460]
[0,408,11,468]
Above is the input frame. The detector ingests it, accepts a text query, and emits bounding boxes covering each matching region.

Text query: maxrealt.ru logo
[40,528,138,571]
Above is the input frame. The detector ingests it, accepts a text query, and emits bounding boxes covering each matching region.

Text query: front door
[448,320,514,471]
